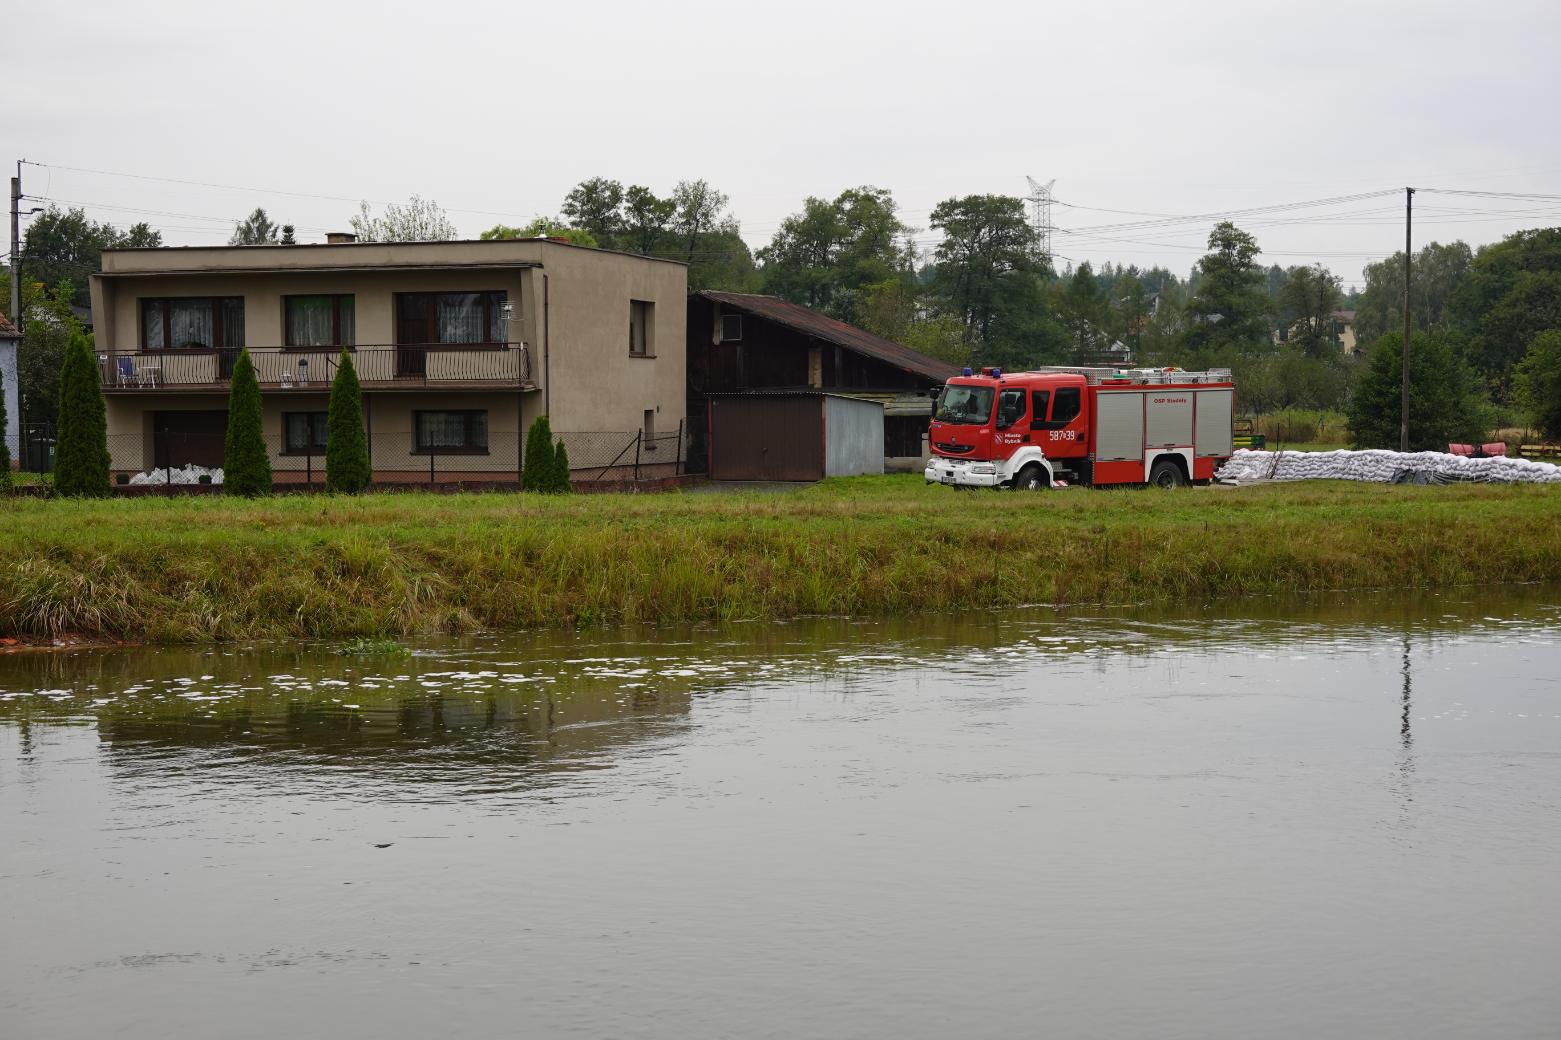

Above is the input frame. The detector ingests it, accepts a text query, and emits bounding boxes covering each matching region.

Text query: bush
[326,351,371,493]
[53,333,111,497]
[1515,330,1561,440]
[1347,332,1481,450]
[553,438,572,493]
[222,348,272,495]
[523,415,560,492]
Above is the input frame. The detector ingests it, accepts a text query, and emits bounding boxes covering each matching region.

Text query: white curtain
[288,297,335,346]
[169,299,213,349]
[437,294,484,343]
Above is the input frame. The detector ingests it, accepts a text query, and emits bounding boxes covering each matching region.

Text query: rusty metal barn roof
[694,291,960,383]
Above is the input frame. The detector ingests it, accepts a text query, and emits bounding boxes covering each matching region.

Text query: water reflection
[2,585,1557,804]
[4,586,1560,1040]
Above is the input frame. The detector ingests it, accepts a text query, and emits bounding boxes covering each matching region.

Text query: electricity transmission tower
[1025,176,1055,258]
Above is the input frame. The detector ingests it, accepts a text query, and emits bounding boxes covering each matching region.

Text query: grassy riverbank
[2,475,1559,643]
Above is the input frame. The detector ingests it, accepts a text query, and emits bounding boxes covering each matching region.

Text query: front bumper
[925,456,1002,488]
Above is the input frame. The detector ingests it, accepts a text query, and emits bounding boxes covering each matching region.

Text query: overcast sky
[9,0,1561,288]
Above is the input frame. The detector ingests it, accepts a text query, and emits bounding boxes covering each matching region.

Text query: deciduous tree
[1181,222,1271,357]
[561,178,626,246]
[1449,228,1561,395]
[349,196,458,242]
[1347,331,1480,450]
[1515,329,1561,439]
[1276,264,1344,357]
[20,207,162,307]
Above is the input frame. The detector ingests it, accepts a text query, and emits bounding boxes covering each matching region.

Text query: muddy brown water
[3,588,1560,1039]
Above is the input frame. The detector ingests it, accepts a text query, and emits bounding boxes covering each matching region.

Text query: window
[630,299,654,357]
[142,297,244,350]
[1029,390,1052,429]
[934,384,995,425]
[414,410,488,454]
[720,313,743,342]
[395,292,507,345]
[1051,386,1081,424]
[995,388,1027,428]
[283,412,329,454]
[285,295,355,348]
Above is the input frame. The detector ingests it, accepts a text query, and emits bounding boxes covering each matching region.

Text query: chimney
[326,232,357,244]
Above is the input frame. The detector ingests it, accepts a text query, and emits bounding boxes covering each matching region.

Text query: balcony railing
[98,344,533,391]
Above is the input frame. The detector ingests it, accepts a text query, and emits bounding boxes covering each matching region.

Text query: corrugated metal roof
[695,291,960,383]
[0,311,18,338]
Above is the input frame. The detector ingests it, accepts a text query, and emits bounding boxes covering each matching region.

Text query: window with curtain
[141,297,244,350]
[413,410,488,453]
[285,295,355,348]
[395,292,506,345]
[283,412,329,453]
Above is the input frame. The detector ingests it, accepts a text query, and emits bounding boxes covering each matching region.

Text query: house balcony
[98,344,534,393]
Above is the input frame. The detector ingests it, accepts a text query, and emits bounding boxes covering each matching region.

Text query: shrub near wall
[223,349,272,495]
[326,351,371,493]
[54,333,111,497]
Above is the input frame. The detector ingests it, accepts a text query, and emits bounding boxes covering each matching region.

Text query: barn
[686,291,958,469]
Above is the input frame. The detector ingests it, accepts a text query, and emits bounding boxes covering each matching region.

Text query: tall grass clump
[54,333,111,497]
[326,351,371,493]
[223,348,272,495]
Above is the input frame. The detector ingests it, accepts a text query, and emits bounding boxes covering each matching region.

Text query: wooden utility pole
[1400,187,1414,453]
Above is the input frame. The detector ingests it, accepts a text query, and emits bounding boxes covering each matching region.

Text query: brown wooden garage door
[709,396,823,481]
[152,410,228,469]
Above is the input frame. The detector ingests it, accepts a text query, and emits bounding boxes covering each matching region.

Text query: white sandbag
[128,465,226,486]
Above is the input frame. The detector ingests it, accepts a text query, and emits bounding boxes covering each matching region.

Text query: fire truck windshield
[934,385,995,425]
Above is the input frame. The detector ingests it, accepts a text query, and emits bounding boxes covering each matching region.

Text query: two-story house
[88,236,686,484]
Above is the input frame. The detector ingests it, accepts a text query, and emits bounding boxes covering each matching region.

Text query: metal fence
[103,424,696,489]
[97,344,533,391]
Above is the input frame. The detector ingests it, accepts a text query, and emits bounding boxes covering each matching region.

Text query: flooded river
[3,588,1560,1039]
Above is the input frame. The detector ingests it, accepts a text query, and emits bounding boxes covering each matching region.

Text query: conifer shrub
[522,415,557,492]
[222,348,272,495]
[54,333,111,497]
[326,351,371,493]
[553,438,572,493]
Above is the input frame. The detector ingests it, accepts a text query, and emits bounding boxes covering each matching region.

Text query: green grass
[2,474,1560,643]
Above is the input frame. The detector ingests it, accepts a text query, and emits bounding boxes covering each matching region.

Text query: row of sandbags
[128,464,225,486]
[1214,448,1561,485]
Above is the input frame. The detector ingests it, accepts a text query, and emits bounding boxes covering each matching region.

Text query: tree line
[8,181,1561,451]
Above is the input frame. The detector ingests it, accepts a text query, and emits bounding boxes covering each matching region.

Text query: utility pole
[9,163,20,331]
[1400,186,1414,453]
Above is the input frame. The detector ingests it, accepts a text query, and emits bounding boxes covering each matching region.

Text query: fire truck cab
[925,366,1235,489]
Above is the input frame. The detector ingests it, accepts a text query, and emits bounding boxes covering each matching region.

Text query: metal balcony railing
[98,343,533,390]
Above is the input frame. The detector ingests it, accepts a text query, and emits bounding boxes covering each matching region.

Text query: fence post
[634,430,642,481]
[676,419,684,477]
[306,449,312,490]
[429,447,436,488]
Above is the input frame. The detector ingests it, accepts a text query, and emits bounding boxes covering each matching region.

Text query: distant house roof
[1332,309,1356,322]
[0,311,18,338]
[694,291,961,383]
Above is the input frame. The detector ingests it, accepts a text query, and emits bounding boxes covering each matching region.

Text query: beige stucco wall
[90,239,687,445]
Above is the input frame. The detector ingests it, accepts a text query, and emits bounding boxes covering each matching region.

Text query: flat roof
[100,236,688,268]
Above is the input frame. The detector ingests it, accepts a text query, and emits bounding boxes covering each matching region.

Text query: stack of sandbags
[128,465,226,486]
[1215,448,1561,485]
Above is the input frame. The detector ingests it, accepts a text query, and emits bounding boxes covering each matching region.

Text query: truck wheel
[1013,464,1048,491]
[1148,459,1187,488]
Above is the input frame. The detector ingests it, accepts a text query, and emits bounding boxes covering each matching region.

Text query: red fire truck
[924,366,1235,489]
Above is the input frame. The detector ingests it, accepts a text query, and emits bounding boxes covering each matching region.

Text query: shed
[708,392,885,481]
[687,292,958,468]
